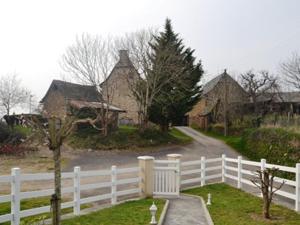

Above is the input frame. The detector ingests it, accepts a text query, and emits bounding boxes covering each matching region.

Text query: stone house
[187,71,249,129]
[102,50,140,125]
[40,80,125,130]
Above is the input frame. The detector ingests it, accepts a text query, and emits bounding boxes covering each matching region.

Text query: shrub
[209,123,224,135]
[242,128,300,166]
[0,144,26,155]
[0,122,10,142]
[240,128,300,179]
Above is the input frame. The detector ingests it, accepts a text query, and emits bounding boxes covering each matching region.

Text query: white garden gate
[153,159,180,196]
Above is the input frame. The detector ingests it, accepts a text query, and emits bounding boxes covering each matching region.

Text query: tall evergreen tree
[149,19,203,131]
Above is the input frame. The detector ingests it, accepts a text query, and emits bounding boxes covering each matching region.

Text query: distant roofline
[40,79,99,103]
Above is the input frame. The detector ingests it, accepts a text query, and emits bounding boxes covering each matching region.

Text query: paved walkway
[164,195,212,225]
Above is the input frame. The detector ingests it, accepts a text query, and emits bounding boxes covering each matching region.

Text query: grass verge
[196,128,246,154]
[183,183,300,225]
[62,198,165,225]
[68,126,192,150]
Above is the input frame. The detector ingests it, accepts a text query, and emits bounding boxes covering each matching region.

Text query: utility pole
[224,69,228,137]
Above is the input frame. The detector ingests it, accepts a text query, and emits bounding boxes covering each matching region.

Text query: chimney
[119,50,129,62]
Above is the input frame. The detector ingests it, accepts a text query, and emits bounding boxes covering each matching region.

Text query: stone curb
[158,199,169,225]
[182,194,214,225]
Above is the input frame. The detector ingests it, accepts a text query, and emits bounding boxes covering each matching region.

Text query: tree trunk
[262,171,271,219]
[140,115,149,132]
[52,147,61,225]
[263,200,271,219]
[160,123,169,132]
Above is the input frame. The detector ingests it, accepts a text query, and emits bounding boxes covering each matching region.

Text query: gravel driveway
[65,126,239,171]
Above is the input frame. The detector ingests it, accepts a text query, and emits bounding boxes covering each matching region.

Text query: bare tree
[240,70,279,124]
[27,111,106,225]
[60,33,116,136]
[251,168,285,219]
[0,73,28,115]
[280,52,300,90]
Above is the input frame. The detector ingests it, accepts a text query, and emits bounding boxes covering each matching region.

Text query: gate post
[167,154,182,193]
[138,156,155,198]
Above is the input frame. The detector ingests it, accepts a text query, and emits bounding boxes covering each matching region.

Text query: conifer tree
[149,19,203,131]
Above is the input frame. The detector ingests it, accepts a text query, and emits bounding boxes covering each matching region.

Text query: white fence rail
[1,154,300,225]
[181,154,300,212]
[0,166,140,225]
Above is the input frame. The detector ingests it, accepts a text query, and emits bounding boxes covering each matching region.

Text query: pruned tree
[240,70,279,126]
[251,168,285,219]
[280,52,300,90]
[60,33,116,136]
[0,73,28,115]
[27,112,105,225]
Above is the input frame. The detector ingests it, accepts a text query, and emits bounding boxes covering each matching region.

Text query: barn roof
[202,71,244,96]
[202,74,224,95]
[40,80,103,103]
[257,92,300,103]
[69,100,126,112]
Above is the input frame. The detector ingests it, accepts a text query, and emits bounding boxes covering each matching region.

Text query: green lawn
[0,197,90,225]
[183,183,300,225]
[68,126,192,150]
[62,198,165,225]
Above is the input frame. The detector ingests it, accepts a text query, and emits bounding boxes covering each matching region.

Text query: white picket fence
[1,154,300,225]
[180,154,300,212]
[0,165,140,225]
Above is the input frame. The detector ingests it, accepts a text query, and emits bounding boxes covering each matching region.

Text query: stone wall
[188,75,249,128]
[103,67,139,124]
[42,90,67,118]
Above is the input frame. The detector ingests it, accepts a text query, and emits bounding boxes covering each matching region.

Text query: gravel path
[164,195,212,225]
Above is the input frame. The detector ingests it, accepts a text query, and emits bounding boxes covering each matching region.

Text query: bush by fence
[242,128,300,168]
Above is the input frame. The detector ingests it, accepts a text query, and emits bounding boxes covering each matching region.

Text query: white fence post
[201,156,206,187]
[296,163,300,212]
[260,158,266,197]
[222,154,226,182]
[111,165,117,205]
[11,168,21,225]
[73,166,81,215]
[176,159,181,195]
[237,156,242,189]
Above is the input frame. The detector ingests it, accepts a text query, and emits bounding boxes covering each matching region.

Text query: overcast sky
[1,0,300,112]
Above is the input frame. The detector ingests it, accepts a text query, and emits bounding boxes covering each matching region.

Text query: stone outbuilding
[40,80,125,130]
[102,50,140,125]
[187,71,249,129]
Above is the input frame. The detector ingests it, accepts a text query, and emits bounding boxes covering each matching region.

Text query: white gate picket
[153,160,179,196]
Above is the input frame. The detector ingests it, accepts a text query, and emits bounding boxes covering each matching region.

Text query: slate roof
[40,80,103,103]
[202,74,224,95]
[202,72,244,95]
